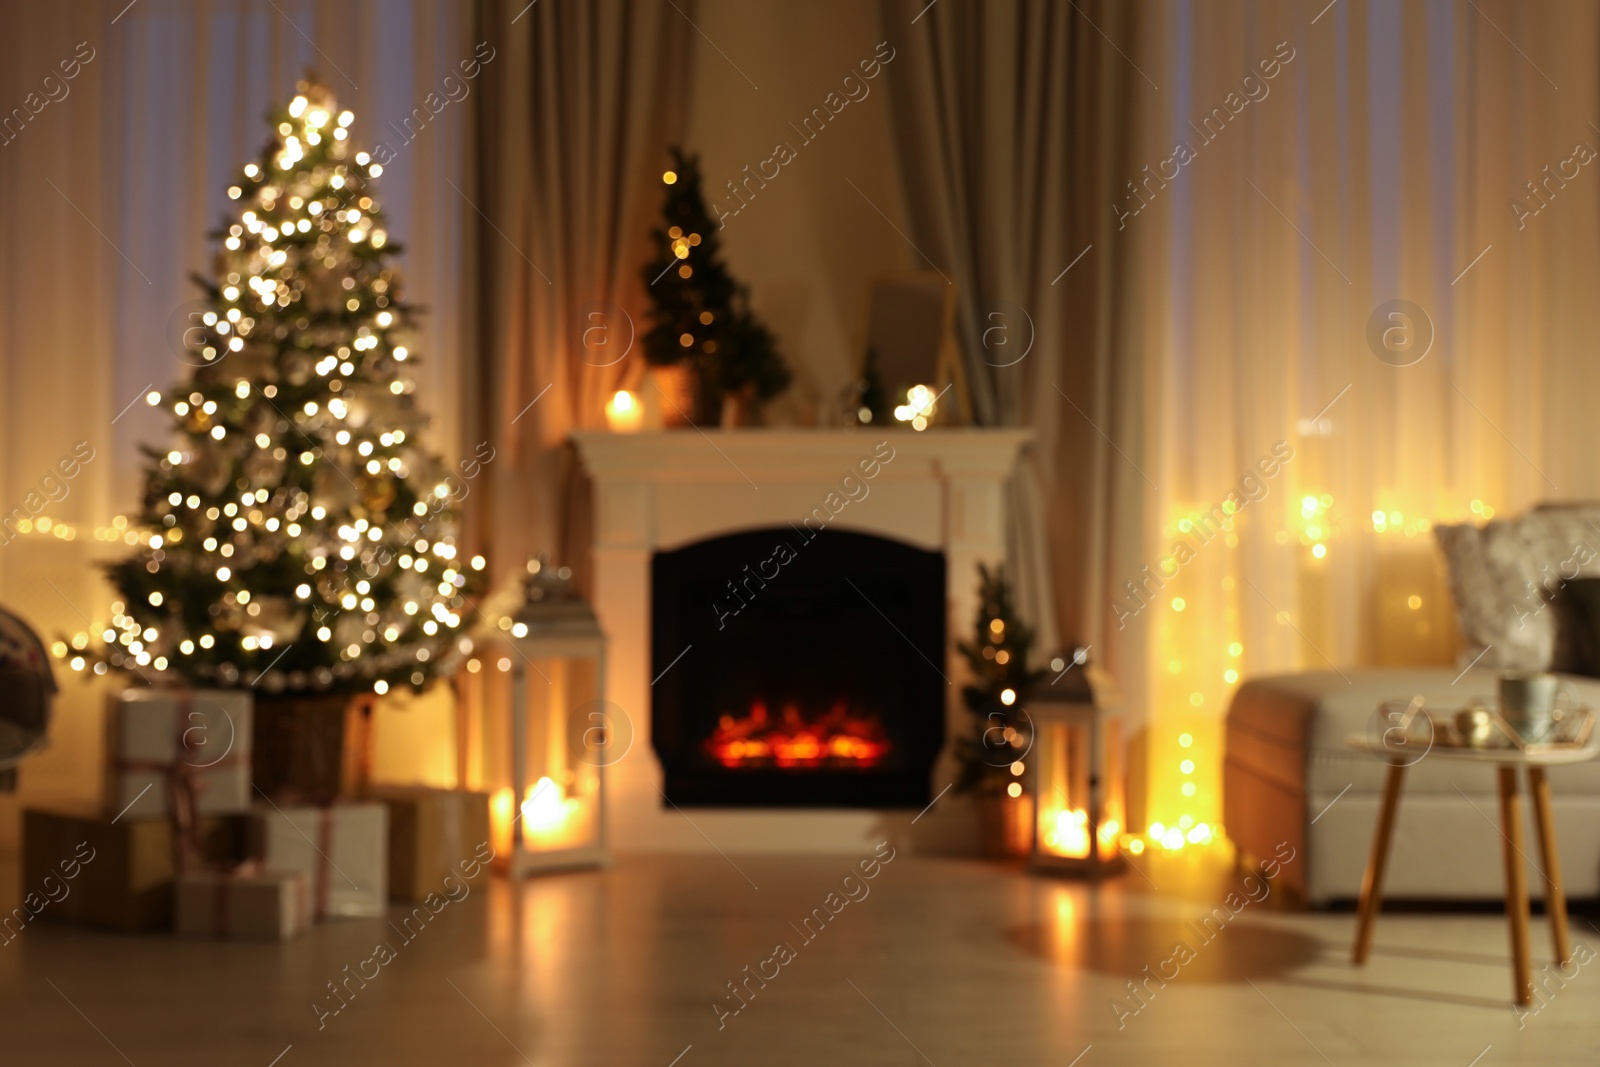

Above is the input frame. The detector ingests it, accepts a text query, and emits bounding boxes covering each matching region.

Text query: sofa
[1225,503,1600,904]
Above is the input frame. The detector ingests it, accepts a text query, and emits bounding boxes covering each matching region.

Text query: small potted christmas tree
[639,147,790,426]
[953,564,1048,858]
[63,80,481,798]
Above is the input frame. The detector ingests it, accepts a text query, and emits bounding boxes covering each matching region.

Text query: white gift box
[107,689,252,820]
[253,801,387,919]
[175,867,310,940]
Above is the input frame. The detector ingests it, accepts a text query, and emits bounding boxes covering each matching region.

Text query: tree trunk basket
[251,691,376,804]
[651,360,722,427]
[719,383,761,428]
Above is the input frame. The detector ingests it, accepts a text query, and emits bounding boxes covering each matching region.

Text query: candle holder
[1027,666,1126,876]
[455,562,610,875]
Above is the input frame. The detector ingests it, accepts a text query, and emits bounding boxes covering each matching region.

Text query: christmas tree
[640,147,790,409]
[61,80,480,697]
[952,564,1049,794]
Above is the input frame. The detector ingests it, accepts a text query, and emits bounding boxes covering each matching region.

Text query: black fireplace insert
[651,526,945,808]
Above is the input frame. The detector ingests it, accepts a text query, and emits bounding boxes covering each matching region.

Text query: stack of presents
[20,689,490,940]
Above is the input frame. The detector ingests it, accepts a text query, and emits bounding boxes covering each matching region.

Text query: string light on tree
[55,80,484,696]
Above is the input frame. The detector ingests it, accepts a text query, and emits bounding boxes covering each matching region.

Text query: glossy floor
[0,849,1595,1065]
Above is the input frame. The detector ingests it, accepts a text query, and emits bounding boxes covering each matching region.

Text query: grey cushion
[1433,521,1549,671]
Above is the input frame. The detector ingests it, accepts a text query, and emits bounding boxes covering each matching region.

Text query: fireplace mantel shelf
[570,428,1032,483]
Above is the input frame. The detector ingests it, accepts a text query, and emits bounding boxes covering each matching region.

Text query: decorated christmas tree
[640,147,790,412]
[61,80,480,697]
[952,564,1049,794]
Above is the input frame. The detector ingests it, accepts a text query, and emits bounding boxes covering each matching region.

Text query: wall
[681,1,916,425]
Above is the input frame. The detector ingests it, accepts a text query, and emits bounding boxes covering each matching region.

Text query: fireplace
[651,527,946,808]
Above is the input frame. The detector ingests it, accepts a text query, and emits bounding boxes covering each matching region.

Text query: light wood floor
[0,850,1596,1065]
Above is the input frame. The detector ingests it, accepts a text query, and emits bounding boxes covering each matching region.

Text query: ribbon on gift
[293,869,310,934]
[313,806,335,919]
[440,793,464,884]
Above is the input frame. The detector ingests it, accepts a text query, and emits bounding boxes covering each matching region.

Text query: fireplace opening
[652,527,945,808]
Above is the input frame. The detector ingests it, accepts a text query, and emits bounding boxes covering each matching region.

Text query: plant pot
[648,365,696,428]
[252,691,377,804]
[976,789,1034,860]
[649,360,722,427]
[720,383,761,428]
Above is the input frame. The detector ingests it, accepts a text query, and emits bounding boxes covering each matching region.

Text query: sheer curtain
[1126,0,1600,831]
[0,0,472,803]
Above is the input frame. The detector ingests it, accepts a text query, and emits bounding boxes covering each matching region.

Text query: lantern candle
[521,777,581,845]
[1044,807,1091,858]
[490,786,517,860]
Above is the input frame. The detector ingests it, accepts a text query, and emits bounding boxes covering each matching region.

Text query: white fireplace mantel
[571,428,1031,853]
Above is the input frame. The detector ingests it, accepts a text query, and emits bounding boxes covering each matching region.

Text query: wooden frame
[854,271,972,426]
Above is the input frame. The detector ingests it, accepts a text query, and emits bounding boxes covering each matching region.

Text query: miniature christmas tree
[639,147,790,413]
[952,564,1049,794]
[62,80,481,697]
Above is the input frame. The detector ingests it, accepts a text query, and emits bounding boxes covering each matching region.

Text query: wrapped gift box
[20,808,247,932]
[175,867,309,940]
[252,802,387,919]
[371,787,492,902]
[107,689,252,820]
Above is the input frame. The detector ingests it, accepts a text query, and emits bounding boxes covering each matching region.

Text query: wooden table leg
[1352,762,1406,965]
[1527,766,1572,967]
[1497,765,1534,1006]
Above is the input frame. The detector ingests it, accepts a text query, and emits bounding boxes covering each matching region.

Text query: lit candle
[1043,807,1091,858]
[490,787,516,861]
[520,777,579,846]
[605,390,642,432]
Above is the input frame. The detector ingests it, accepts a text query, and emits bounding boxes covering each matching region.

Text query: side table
[1346,732,1599,1005]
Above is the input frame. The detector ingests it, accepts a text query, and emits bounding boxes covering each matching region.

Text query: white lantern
[455,587,610,876]
[1027,667,1127,875]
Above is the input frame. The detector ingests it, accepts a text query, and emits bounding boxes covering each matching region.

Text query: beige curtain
[468,0,692,578]
[0,0,472,805]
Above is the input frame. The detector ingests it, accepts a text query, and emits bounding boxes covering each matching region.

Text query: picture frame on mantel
[857,271,972,427]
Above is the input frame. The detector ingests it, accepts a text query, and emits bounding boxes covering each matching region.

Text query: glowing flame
[704,700,890,768]
[1043,808,1091,858]
[521,777,579,839]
